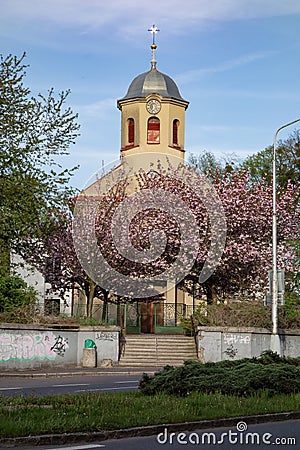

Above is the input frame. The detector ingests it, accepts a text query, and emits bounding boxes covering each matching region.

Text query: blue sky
[1,0,300,189]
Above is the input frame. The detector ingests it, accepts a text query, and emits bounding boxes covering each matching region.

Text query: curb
[1,411,299,448]
[0,370,154,378]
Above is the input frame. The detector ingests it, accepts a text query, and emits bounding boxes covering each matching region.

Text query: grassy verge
[1,391,300,438]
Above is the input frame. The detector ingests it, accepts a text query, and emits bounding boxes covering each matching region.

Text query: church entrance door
[140,301,154,333]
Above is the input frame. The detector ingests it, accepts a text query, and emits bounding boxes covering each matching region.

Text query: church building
[77,27,201,334]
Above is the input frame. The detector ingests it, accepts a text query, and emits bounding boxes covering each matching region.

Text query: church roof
[118,27,189,108]
[118,66,188,103]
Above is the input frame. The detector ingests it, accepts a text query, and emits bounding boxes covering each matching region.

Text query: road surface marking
[0,387,24,390]
[50,445,105,449]
[52,383,90,387]
[86,387,137,391]
[114,380,139,384]
[75,386,138,393]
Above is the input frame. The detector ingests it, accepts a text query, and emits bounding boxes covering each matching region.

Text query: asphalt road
[0,419,299,449]
[0,374,141,396]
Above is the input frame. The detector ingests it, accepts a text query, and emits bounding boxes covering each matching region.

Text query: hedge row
[139,351,300,397]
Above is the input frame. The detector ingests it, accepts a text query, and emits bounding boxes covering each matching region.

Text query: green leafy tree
[241,130,300,187]
[0,53,80,271]
[0,269,37,313]
[188,150,240,180]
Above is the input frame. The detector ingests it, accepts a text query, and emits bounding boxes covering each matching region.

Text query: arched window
[147,117,160,144]
[173,119,179,146]
[128,118,134,145]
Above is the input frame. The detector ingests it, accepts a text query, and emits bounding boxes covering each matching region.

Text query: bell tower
[117,26,189,160]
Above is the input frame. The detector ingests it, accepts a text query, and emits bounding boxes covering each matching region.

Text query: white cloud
[1,0,300,38]
[78,98,116,119]
[186,86,300,101]
[176,51,275,84]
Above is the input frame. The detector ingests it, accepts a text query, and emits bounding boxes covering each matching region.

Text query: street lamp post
[271,117,300,355]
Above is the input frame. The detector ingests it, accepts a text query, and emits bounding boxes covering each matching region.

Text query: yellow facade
[118,95,187,159]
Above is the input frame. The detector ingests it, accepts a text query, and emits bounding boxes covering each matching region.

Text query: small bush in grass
[139,352,300,397]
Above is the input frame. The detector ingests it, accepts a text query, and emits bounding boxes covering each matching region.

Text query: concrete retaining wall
[0,323,120,371]
[197,327,300,363]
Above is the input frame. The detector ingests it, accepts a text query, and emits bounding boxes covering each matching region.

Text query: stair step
[119,334,198,367]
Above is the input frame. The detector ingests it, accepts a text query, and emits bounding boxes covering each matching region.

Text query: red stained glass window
[128,118,134,144]
[147,117,160,143]
[173,119,179,146]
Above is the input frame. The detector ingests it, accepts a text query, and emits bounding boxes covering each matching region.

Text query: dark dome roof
[118,66,188,105]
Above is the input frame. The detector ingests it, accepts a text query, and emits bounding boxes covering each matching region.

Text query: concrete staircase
[119,334,198,367]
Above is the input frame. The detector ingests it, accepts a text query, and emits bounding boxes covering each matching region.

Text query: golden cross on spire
[148,24,160,45]
[148,25,159,69]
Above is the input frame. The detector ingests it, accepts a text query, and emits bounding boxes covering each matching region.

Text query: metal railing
[155,303,194,327]
[72,302,194,332]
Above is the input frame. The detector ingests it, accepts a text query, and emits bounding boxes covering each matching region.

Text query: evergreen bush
[139,352,300,397]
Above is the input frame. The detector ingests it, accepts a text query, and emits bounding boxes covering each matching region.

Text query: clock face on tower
[146,99,161,114]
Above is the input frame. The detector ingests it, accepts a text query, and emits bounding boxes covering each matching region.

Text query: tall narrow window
[128,118,134,145]
[173,119,179,146]
[147,117,160,144]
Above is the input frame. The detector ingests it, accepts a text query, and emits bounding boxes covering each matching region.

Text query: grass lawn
[0,390,300,438]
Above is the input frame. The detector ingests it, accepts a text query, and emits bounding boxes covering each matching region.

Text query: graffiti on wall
[223,334,251,345]
[50,335,69,357]
[223,333,251,359]
[224,344,238,359]
[96,332,117,342]
[0,332,69,362]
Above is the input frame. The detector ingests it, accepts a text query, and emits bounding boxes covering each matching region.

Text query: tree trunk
[206,284,213,305]
[205,279,218,304]
[86,279,96,318]
[101,289,109,322]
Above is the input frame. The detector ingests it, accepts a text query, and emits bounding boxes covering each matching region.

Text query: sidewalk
[0,365,159,378]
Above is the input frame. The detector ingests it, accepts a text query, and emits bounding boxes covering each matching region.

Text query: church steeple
[148,24,159,70]
[117,27,189,160]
